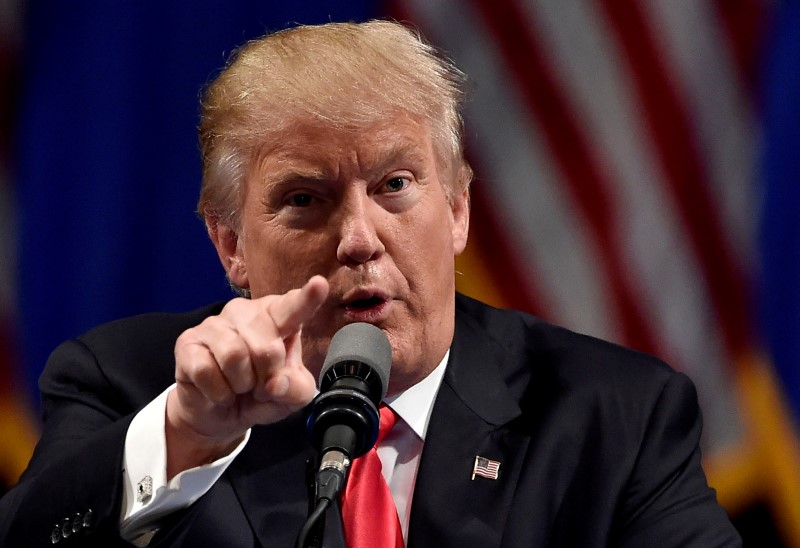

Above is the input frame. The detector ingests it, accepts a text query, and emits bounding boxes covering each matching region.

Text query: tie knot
[377,405,397,444]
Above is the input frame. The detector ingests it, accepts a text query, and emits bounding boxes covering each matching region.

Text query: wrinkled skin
[166,113,469,477]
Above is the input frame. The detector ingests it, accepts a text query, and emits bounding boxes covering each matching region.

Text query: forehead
[255,114,436,179]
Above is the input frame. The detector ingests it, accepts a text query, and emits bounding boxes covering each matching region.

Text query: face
[212,114,469,394]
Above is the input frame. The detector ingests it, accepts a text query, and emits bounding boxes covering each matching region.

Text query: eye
[287,193,313,207]
[385,176,409,192]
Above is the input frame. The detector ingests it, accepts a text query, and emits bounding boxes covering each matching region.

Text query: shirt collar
[384,349,449,441]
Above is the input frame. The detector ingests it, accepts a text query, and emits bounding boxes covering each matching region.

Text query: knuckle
[175,326,202,352]
[223,297,255,319]
[175,345,212,378]
[216,343,249,370]
[253,338,287,364]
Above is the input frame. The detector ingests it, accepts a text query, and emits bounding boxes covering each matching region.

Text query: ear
[451,187,470,255]
[207,217,249,290]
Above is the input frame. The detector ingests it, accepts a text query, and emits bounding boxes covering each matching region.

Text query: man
[0,20,740,547]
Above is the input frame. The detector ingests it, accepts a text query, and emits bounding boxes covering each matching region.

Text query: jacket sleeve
[615,372,741,547]
[0,338,138,548]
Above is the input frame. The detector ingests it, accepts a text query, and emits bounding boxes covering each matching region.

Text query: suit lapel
[226,299,529,548]
[407,305,529,548]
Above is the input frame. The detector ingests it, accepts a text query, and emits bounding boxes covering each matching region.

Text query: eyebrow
[378,139,427,165]
[259,136,430,186]
[267,167,328,185]
[362,140,429,179]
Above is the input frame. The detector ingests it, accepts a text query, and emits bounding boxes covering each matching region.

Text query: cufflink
[136,476,153,503]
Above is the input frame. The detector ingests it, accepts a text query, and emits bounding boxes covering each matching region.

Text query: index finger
[264,275,329,339]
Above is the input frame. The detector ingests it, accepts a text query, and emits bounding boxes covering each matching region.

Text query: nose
[336,191,385,265]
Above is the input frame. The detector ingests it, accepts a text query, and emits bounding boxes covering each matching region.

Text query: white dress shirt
[120,351,449,546]
[378,350,448,540]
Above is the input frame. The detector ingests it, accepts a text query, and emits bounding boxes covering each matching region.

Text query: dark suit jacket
[0,294,741,547]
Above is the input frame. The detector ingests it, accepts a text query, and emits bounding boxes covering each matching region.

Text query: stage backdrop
[3,1,799,545]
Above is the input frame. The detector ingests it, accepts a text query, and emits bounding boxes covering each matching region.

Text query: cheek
[423,203,458,259]
[244,227,330,295]
[398,207,456,290]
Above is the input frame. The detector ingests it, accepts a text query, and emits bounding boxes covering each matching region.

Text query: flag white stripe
[407,0,621,341]
[522,0,742,451]
[401,0,749,455]
[642,0,759,267]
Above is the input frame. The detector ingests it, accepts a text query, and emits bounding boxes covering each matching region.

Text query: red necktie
[340,405,404,548]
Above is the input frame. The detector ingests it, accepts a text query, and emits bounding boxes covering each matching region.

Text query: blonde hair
[197,20,472,231]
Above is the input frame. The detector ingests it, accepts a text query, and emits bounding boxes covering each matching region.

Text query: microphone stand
[298,453,348,548]
[296,321,390,547]
[300,458,325,548]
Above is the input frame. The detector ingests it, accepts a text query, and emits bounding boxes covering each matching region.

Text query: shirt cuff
[119,384,250,543]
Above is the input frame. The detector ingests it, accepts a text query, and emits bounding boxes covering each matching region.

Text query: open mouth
[344,296,386,311]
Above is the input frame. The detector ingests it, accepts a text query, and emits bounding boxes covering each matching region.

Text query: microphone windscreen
[320,322,392,399]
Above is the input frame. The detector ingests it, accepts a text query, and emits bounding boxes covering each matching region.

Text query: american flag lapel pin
[472,455,501,480]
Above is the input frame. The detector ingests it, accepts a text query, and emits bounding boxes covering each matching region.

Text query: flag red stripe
[467,164,547,317]
[388,0,548,318]
[471,0,662,356]
[598,0,753,357]
[713,0,769,93]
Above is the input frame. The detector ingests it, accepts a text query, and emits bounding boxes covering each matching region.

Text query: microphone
[306,322,392,504]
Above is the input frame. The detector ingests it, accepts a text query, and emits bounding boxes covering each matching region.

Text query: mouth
[344,295,386,311]
[339,289,392,320]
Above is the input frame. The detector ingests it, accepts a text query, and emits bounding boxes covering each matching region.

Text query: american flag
[385,0,800,543]
[472,456,501,481]
[393,0,752,455]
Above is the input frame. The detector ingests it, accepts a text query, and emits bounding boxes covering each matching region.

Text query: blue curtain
[15,1,383,402]
[760,1,800,424]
